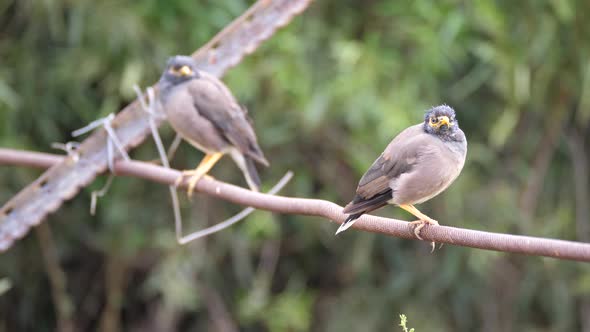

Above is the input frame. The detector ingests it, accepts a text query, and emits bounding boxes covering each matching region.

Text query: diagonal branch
[0,0,312,251]
[2,148,590,262]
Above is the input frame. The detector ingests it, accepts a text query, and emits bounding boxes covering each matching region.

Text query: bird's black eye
[430,117,438,124]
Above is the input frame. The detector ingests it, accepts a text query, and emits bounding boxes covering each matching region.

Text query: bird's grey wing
[355,125,425,197]
[164,87,230,153]
[187,76,268,165]
[343,125,425,214]
[355,150,412,197]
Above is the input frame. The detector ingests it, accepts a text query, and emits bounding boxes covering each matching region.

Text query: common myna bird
[159,55,269,195]
[338,105,467,237]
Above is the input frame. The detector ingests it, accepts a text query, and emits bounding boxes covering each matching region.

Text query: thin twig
[166,134,183,162]
[72,113,131,170]
[177,171,293,244]
[2,148,590,262]
[90,175,114,216]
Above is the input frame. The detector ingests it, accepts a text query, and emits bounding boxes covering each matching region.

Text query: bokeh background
[1,0,590,331]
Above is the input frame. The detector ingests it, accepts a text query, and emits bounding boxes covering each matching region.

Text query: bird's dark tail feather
[248,143,269,167]
[230,150,262,191]
[343,190,392,215]
[335,213,364,235]
[244,156,261,191]
[337,190,393,235]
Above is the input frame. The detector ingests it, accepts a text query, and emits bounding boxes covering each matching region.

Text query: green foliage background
[1,0,590,331]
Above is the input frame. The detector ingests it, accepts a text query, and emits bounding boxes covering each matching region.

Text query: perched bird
[338,105,467,238]
[158,55,269,195]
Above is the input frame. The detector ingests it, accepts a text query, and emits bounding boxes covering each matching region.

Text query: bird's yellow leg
[398,204,439,241]
[176,152,223,197]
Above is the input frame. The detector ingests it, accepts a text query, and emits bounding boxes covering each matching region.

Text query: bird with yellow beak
[158,55,269,195]
[338,105,467,238]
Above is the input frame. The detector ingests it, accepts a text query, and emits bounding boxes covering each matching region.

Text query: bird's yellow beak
[437,116,450,127]
[179,65,193,76]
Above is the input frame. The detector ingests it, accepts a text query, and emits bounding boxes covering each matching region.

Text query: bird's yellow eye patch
[429,115,451,128]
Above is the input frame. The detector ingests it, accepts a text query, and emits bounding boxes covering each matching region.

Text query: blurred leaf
[489,107,519,148]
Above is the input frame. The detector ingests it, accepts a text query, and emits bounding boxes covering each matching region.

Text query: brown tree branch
[2,148,590,262]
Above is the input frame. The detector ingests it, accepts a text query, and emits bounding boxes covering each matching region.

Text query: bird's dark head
[160,55,200,87]
[423,105,460,139]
